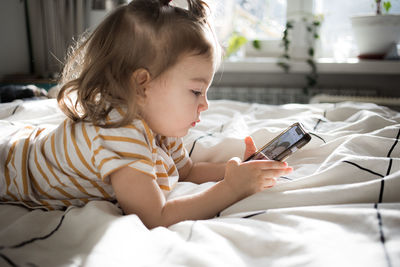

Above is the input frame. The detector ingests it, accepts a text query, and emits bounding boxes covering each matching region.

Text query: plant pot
[351,14,400,59]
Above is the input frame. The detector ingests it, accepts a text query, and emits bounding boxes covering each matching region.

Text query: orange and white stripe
[0,108,189,210]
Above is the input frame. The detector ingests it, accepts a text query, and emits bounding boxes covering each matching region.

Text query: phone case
[245,122,311,162]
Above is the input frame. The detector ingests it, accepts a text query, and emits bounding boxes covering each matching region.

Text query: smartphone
[245,122,311,162]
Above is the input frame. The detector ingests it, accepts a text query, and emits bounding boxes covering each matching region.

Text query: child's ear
[131,68,151,98]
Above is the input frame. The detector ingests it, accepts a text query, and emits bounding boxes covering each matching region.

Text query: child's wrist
[219,178,247,203]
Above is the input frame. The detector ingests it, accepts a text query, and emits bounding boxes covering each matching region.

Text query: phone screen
[247,123,310,161]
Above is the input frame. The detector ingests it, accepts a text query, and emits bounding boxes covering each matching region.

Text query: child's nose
[198,96,209,112]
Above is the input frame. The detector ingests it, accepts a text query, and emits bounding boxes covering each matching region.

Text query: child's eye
[191,90,202,97]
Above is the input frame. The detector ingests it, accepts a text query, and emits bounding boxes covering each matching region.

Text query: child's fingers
[244,136,257,159]
[263,178,277,188]
[245,136,256,147]
[228,157,241,165]
[245,159,289,169]
[261,167,292,178]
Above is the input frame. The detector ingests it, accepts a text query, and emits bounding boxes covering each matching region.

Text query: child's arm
[178,136,257,183]
[111,158,290,229]
[110,137,292,229]
[178,161,226,183]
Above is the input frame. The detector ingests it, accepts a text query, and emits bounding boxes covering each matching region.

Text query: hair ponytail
[159,0,171,6]
[186,0,209,21]
[156,0,209,21]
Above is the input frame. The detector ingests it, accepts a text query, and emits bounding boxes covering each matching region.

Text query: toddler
[0,0,292,228]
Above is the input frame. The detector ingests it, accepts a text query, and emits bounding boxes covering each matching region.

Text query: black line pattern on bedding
[11,104,20,116]
[343,161,384,178]
[0,208,72,267]
[0,253,18,267]
[380,158,392,203]
[374,203,393,267]
[377,128,399,267]
[343,158,394,204]
[387,127,400,158]
[4,212,67,249]
[242,210,266,219]
[278,176,293,181]
[309,132,326,144]
[241,128,399,220]
[381,127,399,203]
[238,126,399,266]
[342,127,399,267]
[313,119,323,131]
[313,109,328,131]
[188,124,225,157]
[188,133,214,157]
[186,221,196,242]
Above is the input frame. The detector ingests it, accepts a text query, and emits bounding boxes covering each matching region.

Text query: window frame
[221,0,316,59]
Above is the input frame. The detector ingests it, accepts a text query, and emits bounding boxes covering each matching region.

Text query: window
[315,0,400,60]
[215,0,400,60]
[214,0,301,58]
[214,0,286,50]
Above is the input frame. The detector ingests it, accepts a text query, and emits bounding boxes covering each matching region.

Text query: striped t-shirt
[0,109,189,210]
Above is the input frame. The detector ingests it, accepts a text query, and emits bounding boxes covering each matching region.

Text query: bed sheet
[0,99,399,267]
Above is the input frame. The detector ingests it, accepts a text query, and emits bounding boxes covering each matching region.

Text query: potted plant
[351,0,400,59]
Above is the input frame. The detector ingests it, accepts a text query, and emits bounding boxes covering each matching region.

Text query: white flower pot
[351,14,400,58]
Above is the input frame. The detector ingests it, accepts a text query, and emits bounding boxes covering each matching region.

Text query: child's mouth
[191,120,200,127]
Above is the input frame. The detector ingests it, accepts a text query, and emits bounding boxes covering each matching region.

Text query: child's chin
[167,129,188,138]
[176,131,188,138]
[179,128,191,137]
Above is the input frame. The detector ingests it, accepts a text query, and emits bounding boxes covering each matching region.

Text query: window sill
[217,58,400,75]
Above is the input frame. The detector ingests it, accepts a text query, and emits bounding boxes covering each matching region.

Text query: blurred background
[1,0,399,109]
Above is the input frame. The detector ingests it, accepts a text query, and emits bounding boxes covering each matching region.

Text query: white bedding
[0,99,399,267]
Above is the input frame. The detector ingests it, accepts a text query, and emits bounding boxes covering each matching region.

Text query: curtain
[26,0,87,78]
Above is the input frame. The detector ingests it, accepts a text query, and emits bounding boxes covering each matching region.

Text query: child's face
[141,54,215,137]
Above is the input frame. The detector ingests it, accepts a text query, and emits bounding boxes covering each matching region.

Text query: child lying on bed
[0,0,292,229]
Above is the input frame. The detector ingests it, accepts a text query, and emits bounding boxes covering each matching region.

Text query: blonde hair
[58,0,219,127]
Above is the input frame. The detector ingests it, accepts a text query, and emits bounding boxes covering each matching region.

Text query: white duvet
[0,99,399,267]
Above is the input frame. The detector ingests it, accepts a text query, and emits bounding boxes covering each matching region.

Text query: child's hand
[243,136,257,160]
[222,136,293,200]
[223,158,292,200]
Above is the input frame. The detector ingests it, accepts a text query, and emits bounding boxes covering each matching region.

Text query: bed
[0,98,399,267]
